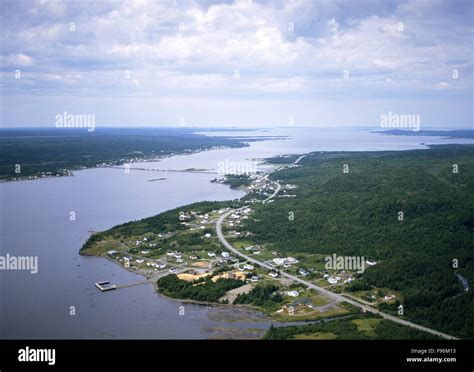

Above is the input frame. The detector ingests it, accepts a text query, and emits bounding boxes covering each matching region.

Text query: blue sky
[0,0,472,128]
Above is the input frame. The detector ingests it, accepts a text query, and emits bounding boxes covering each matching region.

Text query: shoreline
[94,252,273,324]
[0,144,243,183]
[79,143,473,339]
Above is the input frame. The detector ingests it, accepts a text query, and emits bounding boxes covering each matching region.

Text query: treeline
[223,174,251,188]
[157,274,243,303]
[264,315,439,340]
[234,283,283,311]
[0,128,251,179]
[246,145,474,338]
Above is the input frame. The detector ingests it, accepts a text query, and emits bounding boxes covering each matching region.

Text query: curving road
[215,155,458,340]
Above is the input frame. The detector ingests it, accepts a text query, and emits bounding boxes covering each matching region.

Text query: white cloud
[0,0,472,126]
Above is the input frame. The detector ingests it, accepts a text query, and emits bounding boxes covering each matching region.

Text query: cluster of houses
[132,236,157,248]
[147,262,167,270]
[180,210,213,231]
[166,251,185,264]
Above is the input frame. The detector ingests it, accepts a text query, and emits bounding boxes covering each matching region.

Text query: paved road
[215,154,458,340]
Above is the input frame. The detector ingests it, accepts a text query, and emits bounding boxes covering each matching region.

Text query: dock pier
[94,281,117,292]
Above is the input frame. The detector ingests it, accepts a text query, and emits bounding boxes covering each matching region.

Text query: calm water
[1,128,472,339]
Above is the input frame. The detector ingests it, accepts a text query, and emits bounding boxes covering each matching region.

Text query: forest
[246,145,474,338]
[0,127,257,180]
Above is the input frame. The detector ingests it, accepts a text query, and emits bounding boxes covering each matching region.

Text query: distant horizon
[1,0,472,128]
[1,125,473,130]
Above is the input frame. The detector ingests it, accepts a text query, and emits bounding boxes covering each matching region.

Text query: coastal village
[87,159,394,321]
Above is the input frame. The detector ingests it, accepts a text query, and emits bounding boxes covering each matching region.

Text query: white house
[243,264,254,270]
[287,290,299,297]
[272,258,285,266]
[221,252,230,258]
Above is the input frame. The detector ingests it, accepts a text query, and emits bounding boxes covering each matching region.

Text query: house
[141,250,150,254]
[299,269,309,276]
[135,259,144,264]
[287,290,299,297]
[250,276,259,282]
[123,257,130,268]
[283,298,312,313]
[269,271,278,278]
[107,250,118,256]
[272,258,285,266]
[208,252,216,257]
[253,251,261,255]
[286,257,298,264]
[221,252,230,258]
[204,233,211,238]
[243,264,254,270]
[327,277,338,285]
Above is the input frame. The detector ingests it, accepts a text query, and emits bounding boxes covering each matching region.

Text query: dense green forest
[222,174,252,188]
[0,128,257,180]
[157,274,243,303]
[264,314,439,340]
[246,145,474,338]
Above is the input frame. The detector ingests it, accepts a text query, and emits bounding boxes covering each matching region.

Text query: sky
[0,0,473,128]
